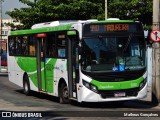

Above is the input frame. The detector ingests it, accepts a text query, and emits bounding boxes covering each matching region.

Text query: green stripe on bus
[93,20,134,24]
[91,77,144,90]
[10,24,73,36]
[16,57,37,72]
[67,31,77,35]
[45,58,57,93]
[16,57,38,87]
[16,57,57,93]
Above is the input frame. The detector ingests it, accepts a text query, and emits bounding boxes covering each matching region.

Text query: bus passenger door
[36,33,46,92]
[67,31,79,100]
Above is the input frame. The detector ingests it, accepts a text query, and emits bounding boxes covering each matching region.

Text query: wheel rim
[63,87,68,99]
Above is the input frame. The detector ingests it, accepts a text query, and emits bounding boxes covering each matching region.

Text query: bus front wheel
[23,75,30,96]
[59,83,70,104]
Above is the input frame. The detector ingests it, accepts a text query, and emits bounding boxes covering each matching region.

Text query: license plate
[114,92,126,97]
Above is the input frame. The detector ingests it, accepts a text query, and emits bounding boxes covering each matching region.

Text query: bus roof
[9,19,137,36]
[92,20,135,24]
[9,24,73,36]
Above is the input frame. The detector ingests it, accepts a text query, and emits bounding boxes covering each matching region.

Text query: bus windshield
[81,35,146,72]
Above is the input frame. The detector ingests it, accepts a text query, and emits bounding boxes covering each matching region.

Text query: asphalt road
[0,76,160,120]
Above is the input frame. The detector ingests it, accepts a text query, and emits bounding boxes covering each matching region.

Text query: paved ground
[0,75,160,120]
[0,66,8,76]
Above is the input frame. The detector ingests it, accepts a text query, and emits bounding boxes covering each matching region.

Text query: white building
[0,18,21,51]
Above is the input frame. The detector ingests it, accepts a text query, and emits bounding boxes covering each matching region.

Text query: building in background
[0,18,21,66]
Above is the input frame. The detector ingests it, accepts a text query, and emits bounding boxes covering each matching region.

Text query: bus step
[39,91,47,94]
[69,98,77,101]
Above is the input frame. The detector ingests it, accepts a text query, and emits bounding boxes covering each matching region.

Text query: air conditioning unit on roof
[106,18,120,20]
[31,21,60,29]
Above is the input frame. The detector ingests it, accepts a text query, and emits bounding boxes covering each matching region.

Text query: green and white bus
[8,19,147,103]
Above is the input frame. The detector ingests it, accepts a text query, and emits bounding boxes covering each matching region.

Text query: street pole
[152,0,160,103]
[0,0,2,40]
[0,0,3,72]
[105,0,107,19]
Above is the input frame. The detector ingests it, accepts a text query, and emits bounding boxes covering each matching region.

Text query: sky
[2,0,29,18]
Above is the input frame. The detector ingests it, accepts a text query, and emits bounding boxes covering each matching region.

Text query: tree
[108,0,152,28]
[6,0,152,30]
[6,0,104,29]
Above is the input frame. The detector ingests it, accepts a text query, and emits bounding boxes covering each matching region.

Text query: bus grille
[98,88,139,99]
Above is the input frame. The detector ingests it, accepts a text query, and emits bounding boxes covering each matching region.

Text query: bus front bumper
[78,83,147,102]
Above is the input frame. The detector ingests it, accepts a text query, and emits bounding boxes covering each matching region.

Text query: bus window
[22,36,29,56]
[8,38,15,55]
[28,36,36,56]
[58,48,66,58]
[15,37,22,55]
[46,34,57,58]
[57,33,66,58]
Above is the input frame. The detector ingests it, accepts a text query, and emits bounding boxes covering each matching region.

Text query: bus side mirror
[144,30,152,45]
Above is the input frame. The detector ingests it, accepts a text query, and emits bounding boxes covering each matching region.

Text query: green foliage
[108,0,152,26]
[6,0,152,30]
[6,0,104,29]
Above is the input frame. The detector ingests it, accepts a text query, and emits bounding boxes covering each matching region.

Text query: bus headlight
[83,80,90,89]
[82,80,98,93]
[90,85,98,93]
[139,78,147,90]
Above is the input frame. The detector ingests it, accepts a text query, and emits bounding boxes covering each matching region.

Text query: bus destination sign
[83,23,142,36]
[90,24,129,32]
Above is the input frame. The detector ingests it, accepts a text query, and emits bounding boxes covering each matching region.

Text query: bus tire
[59,83,70,104]
[23,75,30,96]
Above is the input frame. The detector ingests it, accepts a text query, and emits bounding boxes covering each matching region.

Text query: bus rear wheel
[23,75,30,96]
[59,83,70,104]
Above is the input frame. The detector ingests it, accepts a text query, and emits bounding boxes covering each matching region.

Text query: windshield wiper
[123,34,134,52]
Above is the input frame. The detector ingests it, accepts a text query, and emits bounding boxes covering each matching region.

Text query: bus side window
[57,33,66,58]
[8,38,16,56]
[28,36,36,56]
[58,48,66,58]
[15,37,22,55]
[46,34,57,58]
[22,36,29,56]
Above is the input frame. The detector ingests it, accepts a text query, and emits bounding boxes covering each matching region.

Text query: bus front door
[68,31,79,100]
[37,34,53,93]
[36,36,47,92]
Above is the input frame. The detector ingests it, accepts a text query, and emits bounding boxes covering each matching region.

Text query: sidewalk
[141,86,160,107]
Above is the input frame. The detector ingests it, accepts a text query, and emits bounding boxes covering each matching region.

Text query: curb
[0,72,8,76]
